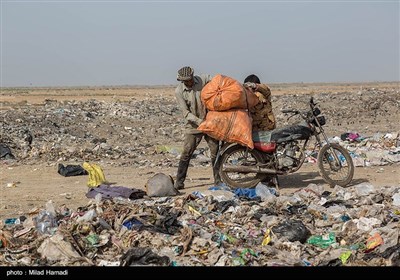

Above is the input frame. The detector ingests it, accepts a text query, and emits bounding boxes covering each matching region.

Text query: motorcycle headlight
[316,116,326,126]
[312,115,326,126]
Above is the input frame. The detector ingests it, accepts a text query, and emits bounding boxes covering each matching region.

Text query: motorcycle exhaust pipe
[222,165,284,175]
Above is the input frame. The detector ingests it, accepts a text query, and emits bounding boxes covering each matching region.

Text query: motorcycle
[217,97,354,189]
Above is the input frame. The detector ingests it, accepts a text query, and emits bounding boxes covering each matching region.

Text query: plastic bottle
[76,209,97,223]
[255,182,277,202]
[4,218,20,226]
[354,183,375,196]
[34,210,57,235]
[45,200,56,216]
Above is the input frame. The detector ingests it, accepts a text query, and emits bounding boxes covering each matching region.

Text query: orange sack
[198,109,254,149]
[201,74,259,111]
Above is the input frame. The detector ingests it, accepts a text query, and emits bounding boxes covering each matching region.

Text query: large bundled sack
[201,74,259,111]
[198,109,254,149]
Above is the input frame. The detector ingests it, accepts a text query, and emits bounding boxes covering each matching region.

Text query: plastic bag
[272,220,311,243]
[306,232,336,249]
[82,162,106,188]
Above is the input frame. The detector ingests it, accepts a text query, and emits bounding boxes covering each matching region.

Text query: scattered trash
[0,144,15,159]
[57,163,88,177]
[120,247,170,266]
[272,220,311,243]
[339,251,352,264]
[307,232,336,249]
[34,210,57,235]
[2,89,396,266]
[6,182,19,188]
[255,182,278,202]
[86,184,146,200]
[82,162,107,188]
[0,181,399,266]
[365,233,384,252]
[392,192,400,206]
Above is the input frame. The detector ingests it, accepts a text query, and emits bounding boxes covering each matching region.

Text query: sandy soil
[1,161,399,220]
[1,82,399,220]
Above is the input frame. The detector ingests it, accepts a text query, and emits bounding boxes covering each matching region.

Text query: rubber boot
[174,160,190,190]
[212,158,222,186]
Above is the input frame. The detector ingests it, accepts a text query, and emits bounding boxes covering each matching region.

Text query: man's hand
[196,118,203,126]
[244,82,257,90]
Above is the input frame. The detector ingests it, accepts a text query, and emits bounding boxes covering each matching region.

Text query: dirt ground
[1,162,399,220]
[1,82,399,220]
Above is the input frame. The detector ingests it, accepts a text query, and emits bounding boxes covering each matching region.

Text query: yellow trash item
[262,228,271,246]
[82,162,106,188]
[339,251,352,264]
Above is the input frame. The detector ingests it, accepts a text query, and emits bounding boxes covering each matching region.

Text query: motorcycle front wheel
[219,145,266,189]
[317,143,354,187]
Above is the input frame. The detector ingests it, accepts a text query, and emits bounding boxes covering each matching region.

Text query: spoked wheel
[219,145,265,189]
[317,143,354,187]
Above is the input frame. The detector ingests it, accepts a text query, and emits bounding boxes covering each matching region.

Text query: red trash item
[365,233,383,252]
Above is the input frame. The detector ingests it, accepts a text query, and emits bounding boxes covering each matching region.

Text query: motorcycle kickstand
[272,175,280,192]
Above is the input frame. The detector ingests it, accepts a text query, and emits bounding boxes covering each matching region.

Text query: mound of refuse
[1,182,399,266]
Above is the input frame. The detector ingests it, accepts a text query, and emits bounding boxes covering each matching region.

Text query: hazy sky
[1,0,399,87]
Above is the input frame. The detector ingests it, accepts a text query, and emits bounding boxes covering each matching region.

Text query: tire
[219,145,265,189]
[317,143,354,187]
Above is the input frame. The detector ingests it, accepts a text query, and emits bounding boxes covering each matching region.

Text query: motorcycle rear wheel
[317,143,354,187]
[219,145,266,189]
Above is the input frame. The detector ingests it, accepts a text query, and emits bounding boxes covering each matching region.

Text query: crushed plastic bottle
[354,183,375,196]
[255,182,277,202]
[94,193,104,215]
[76,209,97,223]
[34,210,57,235]
[4,218,20,226]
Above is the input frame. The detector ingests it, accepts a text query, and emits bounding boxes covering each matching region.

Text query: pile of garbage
[304,131,400,167]
[341,132,400,167]
[1,88,399,168]
[0,97,183,167]
[1,182,399,266]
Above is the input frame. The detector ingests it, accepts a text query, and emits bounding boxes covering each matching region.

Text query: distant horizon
[1,80,398,90]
